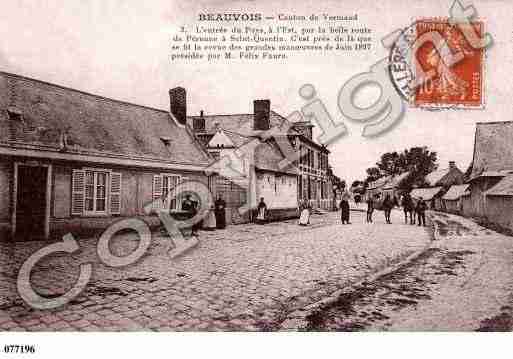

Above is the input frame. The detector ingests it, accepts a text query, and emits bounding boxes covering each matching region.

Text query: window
[210,151,220,160]
[85,171,108,214]
[162,175,180,210]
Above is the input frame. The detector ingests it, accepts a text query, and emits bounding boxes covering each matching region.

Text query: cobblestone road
[0,210,430,331]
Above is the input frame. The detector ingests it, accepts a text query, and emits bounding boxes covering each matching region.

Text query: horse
[401,194,416,225]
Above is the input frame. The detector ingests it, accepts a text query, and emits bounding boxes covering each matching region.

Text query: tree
[365,167,381,183]
[328,166,345,190]
[364,146,438,189]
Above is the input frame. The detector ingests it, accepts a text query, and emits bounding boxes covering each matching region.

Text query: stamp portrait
[413,19,484,108]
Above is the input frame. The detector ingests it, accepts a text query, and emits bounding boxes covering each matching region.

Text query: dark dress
[256,201,268,224]
[214,198,227,229]
[340,200,350,223]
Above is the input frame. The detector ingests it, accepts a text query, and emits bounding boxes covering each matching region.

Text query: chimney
[193,110,205,132]
[169,87,187,125]
[254,99,270,131]
[449,161,456,169]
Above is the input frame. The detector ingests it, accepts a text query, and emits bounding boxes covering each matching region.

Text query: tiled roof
[442,184,469,200]
[254,140,297,175]
[486,175,513,196]
[471,121,513,180]
[187,112,300,137]
[223,130,252,148]
[0,72,211,166]
[425,168,450,186]
[410,187,443,201]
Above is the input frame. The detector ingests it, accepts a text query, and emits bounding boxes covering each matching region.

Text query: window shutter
[152,174,163,208]
[110,172,122,215]
[71,170,86,216]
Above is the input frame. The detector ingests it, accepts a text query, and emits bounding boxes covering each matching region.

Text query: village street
[1,209,512,331]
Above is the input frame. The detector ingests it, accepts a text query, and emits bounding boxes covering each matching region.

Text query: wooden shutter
[71,170,85,216]
[110,172,122,215]
[152,174,163,208]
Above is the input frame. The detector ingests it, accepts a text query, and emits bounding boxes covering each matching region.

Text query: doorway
[15,165,48,240]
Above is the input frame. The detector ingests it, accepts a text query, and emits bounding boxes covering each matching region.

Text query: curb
[279,214,437,330]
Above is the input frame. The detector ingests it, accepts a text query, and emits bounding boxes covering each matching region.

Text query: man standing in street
[366,194,375,223]
[416,196,427,227]
[214,194,227,229]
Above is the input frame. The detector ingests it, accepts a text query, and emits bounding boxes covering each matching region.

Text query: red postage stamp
[413,19,484,108]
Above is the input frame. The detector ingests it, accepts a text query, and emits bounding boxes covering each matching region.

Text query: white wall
[256,172,297,209]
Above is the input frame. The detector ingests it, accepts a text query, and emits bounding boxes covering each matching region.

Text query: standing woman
[339,191,351,224]
[214,195,227,229]
[256,197,268,224]
[299,199,311,226]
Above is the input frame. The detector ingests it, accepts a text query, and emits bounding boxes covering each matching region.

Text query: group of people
[400,192,428,226]
[182,191,429,233]
[332,192,429,226]
[180,194,229,235]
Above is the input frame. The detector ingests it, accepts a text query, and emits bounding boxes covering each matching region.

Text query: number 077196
[3,345,36,354]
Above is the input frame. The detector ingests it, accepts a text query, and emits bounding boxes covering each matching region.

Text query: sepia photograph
[0,0,511,357]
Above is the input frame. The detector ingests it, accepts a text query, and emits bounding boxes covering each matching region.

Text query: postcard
[0,0,512,357]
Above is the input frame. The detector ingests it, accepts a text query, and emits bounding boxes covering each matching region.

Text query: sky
[1,0,511,184]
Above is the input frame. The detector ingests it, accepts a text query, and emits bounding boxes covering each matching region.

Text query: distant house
[464,121,513,230]
[382,172,410,201]
[366,172,409,204]
[410,187,444,209]
[366,176,391,200]
[0,72,212,240]
[442,184,469,214]
[425,161,465,188]
[411,161,465,211]
[188,100,332,223]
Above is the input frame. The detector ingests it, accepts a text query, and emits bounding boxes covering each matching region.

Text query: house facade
[0,72,212,241]
[442,184,469,213]
[293,122,332,210]
[366,172,409,203]
[463,121,513,230]
[188,99,332,223]
[410,161,465,210]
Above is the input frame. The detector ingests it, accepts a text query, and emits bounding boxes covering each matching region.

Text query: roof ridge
[1,70,169,114]
[188,113,253,118]
[222,128,251,138]
[476,121,513,125]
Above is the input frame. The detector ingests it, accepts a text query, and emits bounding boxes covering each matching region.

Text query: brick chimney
[169,87,187,125]
[449,161,456,169]
[254,100,270,131]
[193,110,205,132]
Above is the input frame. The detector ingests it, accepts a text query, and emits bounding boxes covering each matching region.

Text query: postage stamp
[413,18,485,108]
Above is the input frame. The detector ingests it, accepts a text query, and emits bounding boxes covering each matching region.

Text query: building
[366,176,391,200]
[425,161,465,187]
[0,72,212,240]
[410,161,465,210]
[382,172,410,201]
[442,184,469,213]
[410,187,444,209]
[366,172,410,203]
[464,121,513,230]
[188,100,332,223]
